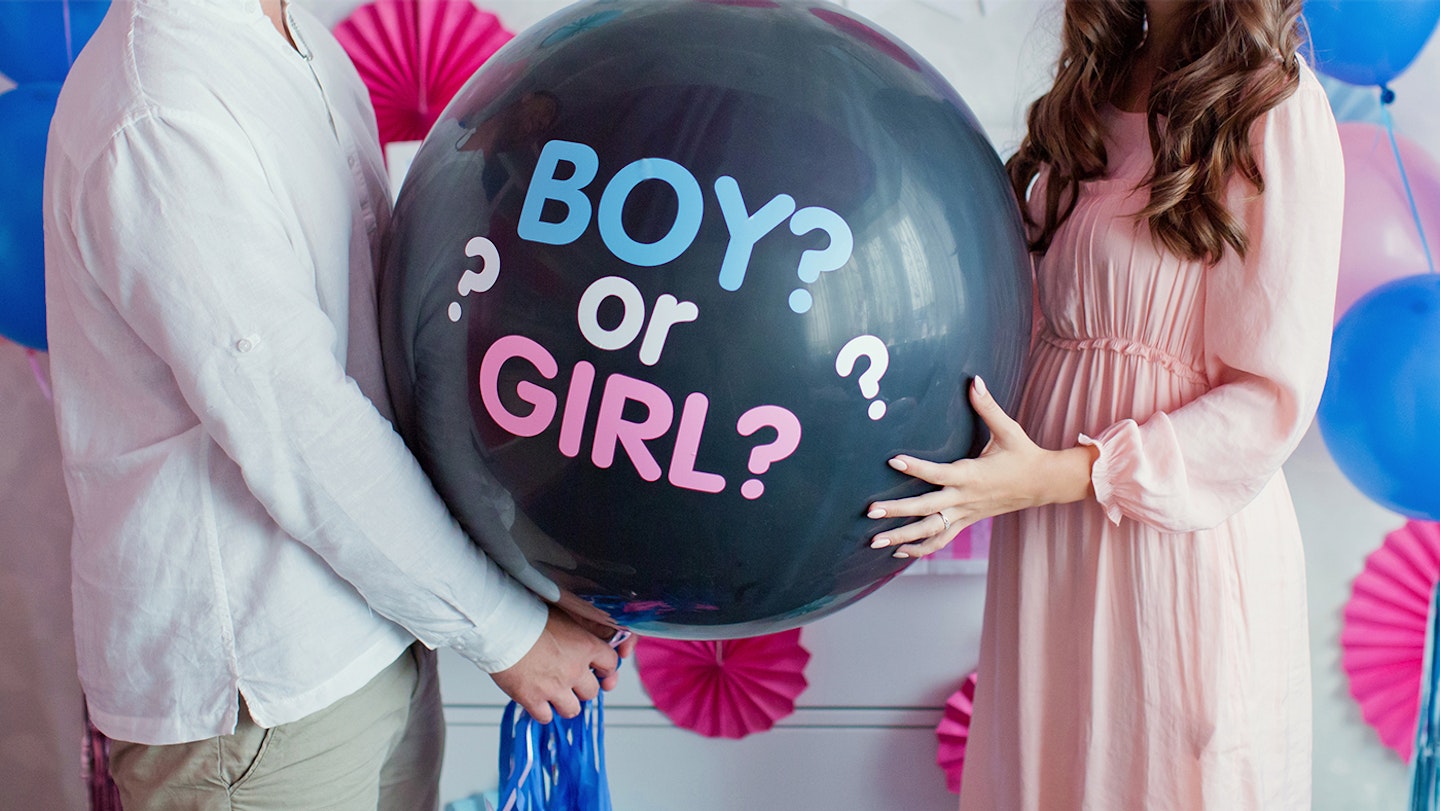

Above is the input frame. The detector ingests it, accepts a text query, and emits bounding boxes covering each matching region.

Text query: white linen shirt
[42,0,546,746]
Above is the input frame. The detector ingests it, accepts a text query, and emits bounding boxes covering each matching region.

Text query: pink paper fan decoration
[635,630,810,739]
[936,671,978,794]
[1342,520,1440,760]
[333,0,513,146]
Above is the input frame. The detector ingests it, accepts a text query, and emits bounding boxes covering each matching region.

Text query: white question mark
[736,405,804,500]
[835,335,890,421]
[787,207,854,314]
[447,236,502,322]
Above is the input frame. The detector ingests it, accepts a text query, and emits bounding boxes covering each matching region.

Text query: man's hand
[563,614,638,691]
[490,605,620,723]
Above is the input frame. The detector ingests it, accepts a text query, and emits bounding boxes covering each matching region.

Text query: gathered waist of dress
[1036,331,1207,385]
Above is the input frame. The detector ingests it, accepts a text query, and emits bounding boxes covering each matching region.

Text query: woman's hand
[866,376,1098,559]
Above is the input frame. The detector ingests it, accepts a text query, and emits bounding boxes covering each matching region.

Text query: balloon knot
[1381,85,1397,106]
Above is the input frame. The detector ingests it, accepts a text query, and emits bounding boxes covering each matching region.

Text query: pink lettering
[558,360,596,458]
[478,335,558,438]
[591,374,674,482]
[667,392,726,493]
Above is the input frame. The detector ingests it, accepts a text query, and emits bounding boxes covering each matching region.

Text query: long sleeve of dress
[66,111,547,672]
[1077,65,1345,533]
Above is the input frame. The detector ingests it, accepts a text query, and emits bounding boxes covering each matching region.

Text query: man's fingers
[593,640,620,670]
[524,697,554,725]
[589,647,619,689]
[493,605,635,722]
[551,691,583,720]
[569,613,621,644]
[598,669,621,692]
[573,672,601,704]
[615,632,638,659]
[601,633,637,690]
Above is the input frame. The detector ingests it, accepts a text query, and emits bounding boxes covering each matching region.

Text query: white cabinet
[437,572,987,810]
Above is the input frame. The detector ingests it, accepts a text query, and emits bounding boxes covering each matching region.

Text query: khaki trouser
[107,644,444,811]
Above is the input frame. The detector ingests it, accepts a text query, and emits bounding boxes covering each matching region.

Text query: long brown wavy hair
[1006,0,1306,264]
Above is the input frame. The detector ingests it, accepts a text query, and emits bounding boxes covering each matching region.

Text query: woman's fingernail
[871,536,889,548]
[973,375,988,398]
[888,457,908,471]
[892,551,910,559]
[867,507,886,519]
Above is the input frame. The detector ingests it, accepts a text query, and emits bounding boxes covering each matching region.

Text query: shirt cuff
[446,591,548,673]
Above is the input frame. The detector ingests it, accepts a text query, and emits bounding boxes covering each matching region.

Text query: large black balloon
[381,0,1031,639]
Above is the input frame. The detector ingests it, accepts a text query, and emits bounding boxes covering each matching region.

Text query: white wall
[0,1,1424,808]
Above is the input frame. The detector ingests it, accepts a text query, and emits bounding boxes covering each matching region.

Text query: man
[42,1,622,807]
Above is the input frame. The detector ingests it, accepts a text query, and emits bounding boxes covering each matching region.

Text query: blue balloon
[0,83,59,351]
[0,0,110,84]
[1315,72,1383,125]
[1318,274,1440,519]
[1304,0,1440,86]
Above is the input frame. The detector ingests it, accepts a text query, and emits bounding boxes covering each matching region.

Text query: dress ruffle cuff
[1078,419,1142,527]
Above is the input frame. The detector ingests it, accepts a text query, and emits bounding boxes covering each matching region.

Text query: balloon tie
[25,348,53,402]
[496,651,620,810]
[1379,86,1435,275]
[62,0,76,68]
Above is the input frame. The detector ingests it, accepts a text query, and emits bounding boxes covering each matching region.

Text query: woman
[867,1,1342,808]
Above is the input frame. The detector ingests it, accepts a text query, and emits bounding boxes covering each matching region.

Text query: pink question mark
[736,405,803,500]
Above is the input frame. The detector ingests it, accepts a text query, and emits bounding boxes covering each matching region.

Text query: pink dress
[958,63,1344,811]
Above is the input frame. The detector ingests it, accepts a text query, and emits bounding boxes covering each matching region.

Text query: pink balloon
[1336,122,1440,323]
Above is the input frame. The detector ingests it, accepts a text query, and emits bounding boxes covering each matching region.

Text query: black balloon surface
[381,0,1032,638]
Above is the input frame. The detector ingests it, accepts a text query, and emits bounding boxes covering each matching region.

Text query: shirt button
[236,338,255,353]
